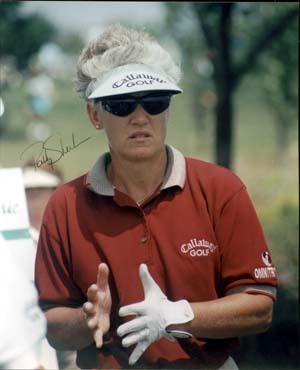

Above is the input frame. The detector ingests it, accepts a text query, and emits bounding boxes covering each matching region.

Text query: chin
[125,145,160,161]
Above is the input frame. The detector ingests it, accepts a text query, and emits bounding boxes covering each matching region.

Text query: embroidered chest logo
[180,238,218,257]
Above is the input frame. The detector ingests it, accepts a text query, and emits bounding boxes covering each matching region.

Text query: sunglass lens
[142,96,171,115]
[102,100,136,116]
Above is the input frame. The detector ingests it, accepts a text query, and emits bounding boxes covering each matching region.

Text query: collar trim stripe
[85,145,185,196]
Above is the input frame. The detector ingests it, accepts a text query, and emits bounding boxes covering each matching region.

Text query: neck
[107,147,167,203]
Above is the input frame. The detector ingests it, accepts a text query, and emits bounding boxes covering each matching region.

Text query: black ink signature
[20,134,92,169]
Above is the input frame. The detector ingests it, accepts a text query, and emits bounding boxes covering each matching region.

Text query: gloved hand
[117,264,194,365]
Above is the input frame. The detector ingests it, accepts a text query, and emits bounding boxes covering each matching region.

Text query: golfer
[35,24,277,370]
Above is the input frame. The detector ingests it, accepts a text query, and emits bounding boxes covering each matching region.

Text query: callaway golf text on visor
[87,64,183,99]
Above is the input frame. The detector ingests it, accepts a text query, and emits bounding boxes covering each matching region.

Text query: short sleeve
[215,187,278,299]
[35,200,85,310]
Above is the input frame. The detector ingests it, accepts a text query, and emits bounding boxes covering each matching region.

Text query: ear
[86,102,103,130]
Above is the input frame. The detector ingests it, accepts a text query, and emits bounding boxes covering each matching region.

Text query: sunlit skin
[87,93,168,160]
[87,93,170,202]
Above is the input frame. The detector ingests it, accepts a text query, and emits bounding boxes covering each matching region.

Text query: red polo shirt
[35,146,277,369]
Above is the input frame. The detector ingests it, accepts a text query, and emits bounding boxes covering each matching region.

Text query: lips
[129,131,151,139]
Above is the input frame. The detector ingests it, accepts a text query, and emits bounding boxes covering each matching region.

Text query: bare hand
[83,263,112,348]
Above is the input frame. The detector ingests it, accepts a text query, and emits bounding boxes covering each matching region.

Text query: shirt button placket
[140,235,148,243]
[137,205,153,263]
[138,206,149,244]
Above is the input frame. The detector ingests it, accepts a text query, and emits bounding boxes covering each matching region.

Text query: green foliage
[244,194,299,366]
[0,1,56,71]
[57,32,84,55]
[261,195,299,298]
[162,2,298,168]
[252,16,298,155]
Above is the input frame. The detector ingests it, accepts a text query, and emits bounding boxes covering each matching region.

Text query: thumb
[139,264,163,297]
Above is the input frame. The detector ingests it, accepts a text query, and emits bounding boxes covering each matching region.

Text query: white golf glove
[117,264,194,365]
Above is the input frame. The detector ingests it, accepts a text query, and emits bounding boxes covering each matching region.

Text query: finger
[128,340,150,365]
[121,328,150,348]
[83,302,96,316]
[97,263,109,291]
[87,316,98,330]
[117,316,148,337]
[119,301,145,317]
[87,284,99,303]
[94,327,103,348]
[139,264,160,295]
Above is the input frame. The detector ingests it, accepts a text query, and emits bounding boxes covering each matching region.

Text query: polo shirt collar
[85,145,185,196]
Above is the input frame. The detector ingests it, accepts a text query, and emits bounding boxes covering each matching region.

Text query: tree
[253,20,298,162]
[0,1,55,71]
[57,31,84,56]
[164,3,298,168]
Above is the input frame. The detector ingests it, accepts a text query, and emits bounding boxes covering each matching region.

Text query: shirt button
[140,235,148,243]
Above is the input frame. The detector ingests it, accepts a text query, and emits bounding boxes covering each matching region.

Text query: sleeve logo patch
[254,267,276,279]
[262,251,272,266]
[253,251,276,279]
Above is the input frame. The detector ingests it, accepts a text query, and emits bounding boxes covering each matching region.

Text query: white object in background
[0,235,46,369]
[0,97,4,117]
[23,166,60,188]
[0,167,35,281]
[0,168,59,370]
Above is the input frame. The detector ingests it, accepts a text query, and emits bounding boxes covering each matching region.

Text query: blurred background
[0,2,298,369]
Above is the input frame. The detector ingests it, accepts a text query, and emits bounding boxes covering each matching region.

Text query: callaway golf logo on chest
[180,238,218,257]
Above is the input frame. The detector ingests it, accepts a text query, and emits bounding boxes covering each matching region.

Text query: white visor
[88,64,182,99]
[23,167,61,188]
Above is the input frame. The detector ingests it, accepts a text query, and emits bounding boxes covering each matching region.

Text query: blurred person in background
[22,163,61,370]
[23,163,79,370]
[35,24,278,370]
[0,234,46,370]
[23,162,63,242]
[24,63,55,141]
[0,96,5,137]
[0,96,5,128]
[0,96,4,118]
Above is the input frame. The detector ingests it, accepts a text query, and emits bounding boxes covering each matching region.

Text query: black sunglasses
[99,93,172,117]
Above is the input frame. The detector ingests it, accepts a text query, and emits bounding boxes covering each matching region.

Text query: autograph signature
[20,134,92,169]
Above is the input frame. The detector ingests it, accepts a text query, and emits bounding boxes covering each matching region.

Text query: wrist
[167,320,191,331]
[46,306,95,350]
[165,300,194,338]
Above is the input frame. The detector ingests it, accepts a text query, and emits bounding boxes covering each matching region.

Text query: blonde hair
[74,24,181,100]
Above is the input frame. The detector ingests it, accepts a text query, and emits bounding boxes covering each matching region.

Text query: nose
[129,103,149,125]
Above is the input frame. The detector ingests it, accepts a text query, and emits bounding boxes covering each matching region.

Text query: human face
[88,92,170,162]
